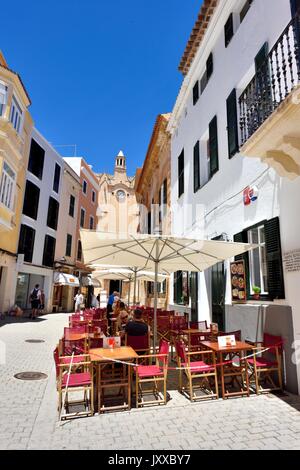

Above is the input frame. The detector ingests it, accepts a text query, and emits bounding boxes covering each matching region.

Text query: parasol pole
[133,267,137,305]
[153,239,159,352]
[128,278,131,306]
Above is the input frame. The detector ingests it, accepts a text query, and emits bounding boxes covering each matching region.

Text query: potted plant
[252,286,261,300]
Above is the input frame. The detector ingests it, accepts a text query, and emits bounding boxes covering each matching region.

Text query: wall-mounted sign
[243,186,259,206]
[230,260,246,302]
[283,250,300,272]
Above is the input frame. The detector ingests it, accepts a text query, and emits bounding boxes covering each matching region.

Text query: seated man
[125,309,148,336]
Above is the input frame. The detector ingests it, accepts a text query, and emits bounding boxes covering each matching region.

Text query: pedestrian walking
[29,284,41,320]
[74,291,84,313]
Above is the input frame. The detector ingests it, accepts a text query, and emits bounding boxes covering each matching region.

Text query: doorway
[190,272,198,323]
[211,236,226,331]
[109,280,121,295]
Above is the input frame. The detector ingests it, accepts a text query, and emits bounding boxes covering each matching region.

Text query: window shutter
[193,81,199,105]
[264,217,285,299]
[163,179,167,204]
[206,53,213,80]
[226,88,239,158]
[225,13,234,47]
[193,141,200,192]
[291,0,300,16]
[209,116,219,176]
[178,150,184,197]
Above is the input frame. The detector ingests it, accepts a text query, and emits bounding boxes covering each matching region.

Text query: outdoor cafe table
[200,341,255,399]
[89,346,138,413]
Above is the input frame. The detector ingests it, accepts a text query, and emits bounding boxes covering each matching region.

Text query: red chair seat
[135,365,164,378]
[248,358,278,368]
[61,355,85,365]
[62,372,91,388]
[183,361,215,373]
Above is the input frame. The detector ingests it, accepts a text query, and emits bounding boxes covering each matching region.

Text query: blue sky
[1,0,201,176]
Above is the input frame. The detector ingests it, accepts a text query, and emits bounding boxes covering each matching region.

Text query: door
[211,262,226,332]
[190,272,198,323]
[109,280,121,295]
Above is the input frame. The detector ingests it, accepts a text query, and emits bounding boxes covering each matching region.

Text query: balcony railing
[239,15,300,145]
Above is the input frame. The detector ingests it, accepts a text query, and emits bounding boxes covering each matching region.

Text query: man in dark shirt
[125,309,148,336]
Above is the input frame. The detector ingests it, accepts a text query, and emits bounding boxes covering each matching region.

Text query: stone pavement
[1,313,300,450]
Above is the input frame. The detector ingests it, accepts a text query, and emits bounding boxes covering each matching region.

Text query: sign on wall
[230,260,246,302]
[283,250,300,272]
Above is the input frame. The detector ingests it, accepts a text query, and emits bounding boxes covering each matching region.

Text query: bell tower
[115,150,126,174]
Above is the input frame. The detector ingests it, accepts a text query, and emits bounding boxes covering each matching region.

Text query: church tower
[114,150,126,175]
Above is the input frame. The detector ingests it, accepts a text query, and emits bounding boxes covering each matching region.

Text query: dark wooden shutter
[290,0,300,16]
[225,13,234,47]
[193,141,200,192]
[226,88,239,158]
[163,179,167,204]
[193,81,199,105]
[178,150,184,197]
[234,231,250,298]
[209,116,219,176]
[264,217,285,299]
[206,53,213,80]
[255,42,269,72]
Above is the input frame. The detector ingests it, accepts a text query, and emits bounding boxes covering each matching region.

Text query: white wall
[169,0,300,388]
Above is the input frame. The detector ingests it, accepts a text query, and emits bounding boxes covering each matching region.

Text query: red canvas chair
[189,320,208,331]
[90,319,108,335]
[157,316,172,342]
[134,340,169,407]
[61,337,88,356]
[64,326,87,339]
[175,341,218,402]
[248,333,283,393]
[125,332,151,360]
[53,347,94,419]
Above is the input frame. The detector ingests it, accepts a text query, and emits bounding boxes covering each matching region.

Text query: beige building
[52,160,81,312]
[0,51,33,314]
[135,114,172,308]
[96,152,140,301]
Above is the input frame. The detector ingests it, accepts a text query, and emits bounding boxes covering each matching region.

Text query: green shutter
[209,116,219,176]
[225,13,234,47]
[193,141,200,192]
[264,217,285,299]
[178,150,184,197]
[206,53,213,80]
[226,89,239,158]
[193,81,199,105]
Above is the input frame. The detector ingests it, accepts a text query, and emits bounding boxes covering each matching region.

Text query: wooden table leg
[220,353,226,399]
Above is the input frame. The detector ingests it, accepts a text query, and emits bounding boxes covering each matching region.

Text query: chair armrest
[136,353,168,361]
[187,350,214,357]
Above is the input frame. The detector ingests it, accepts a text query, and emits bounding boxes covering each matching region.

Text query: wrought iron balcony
[239,15,300,145]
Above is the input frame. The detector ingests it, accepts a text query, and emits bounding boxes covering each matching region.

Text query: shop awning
[81,276,102,288]
[54,272,80,287]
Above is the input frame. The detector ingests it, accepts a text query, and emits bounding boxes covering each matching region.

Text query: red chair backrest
[126,334,149,352]
[175,341,187,363]
[53,347,60,379]
[263,333,282,354]
[172,317,188,331]
[89,338,103,349]
[190,333,205,347]
[62,338,86,356]
[64,326,87,338]
[190,321,208,331]
[157,316,171,330]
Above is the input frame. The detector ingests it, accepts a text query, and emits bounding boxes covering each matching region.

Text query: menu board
[230,260,246,302]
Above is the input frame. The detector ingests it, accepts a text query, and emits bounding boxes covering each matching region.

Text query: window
[248,225,268,295]
[82,180,87,194]
[240,0,253,22]
[42,235,56,267]
[291,0,300,16]
[77,240,82,261]
[18,224,36,263]
[80,208,85,228]
[69,195,75,217]
[28,139,45,180]
[226,89,239,158]
[0,82,8,117]
[178,150,184,198]
[147,211,152,235]
[23,180,40,220]
[174,271,189,305]
[209,115,219,177]
[200,53,214,94]
[65,234,72,257]
[9,96,22,133]
[193,141,200,193]
[89,216,94,230]
[0,162,16,211]
[53,163,61,193]
[225,13,234,47]
[234,217,285,300]
[92,190,96,203]
[47,197,59,230]
[193,81,199,105]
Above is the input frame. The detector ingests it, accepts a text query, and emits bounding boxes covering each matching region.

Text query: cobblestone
[1,313,300,449]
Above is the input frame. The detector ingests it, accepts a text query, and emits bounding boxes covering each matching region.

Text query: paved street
[1,313,300,450]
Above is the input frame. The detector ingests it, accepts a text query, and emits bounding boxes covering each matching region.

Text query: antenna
[50,144,78,157]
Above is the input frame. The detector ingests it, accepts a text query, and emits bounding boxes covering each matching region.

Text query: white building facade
[15,128,63,313]
[168,0,300,393]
